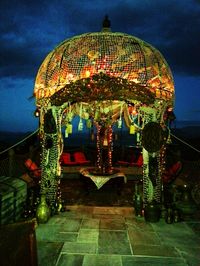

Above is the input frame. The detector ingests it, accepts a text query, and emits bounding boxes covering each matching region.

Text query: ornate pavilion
[34,17,175,210]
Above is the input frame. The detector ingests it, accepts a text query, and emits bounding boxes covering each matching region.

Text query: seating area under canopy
[33,17,175,210]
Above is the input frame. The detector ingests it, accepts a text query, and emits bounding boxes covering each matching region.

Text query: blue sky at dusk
[0,0,200,132]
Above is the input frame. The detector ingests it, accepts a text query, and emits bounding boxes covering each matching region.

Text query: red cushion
[130,155,143,167]
[74,152,90,164]
[60,153,77,165]
[117,161,129,166]
[162,161,182,183]
[25,159,41,178]
[168,161,182,176]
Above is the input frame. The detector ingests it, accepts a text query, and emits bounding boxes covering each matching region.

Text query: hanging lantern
[103,136,108,146]
[65,128,69,138]
[78,119,83,131]
[130,124,136,134]
[86,119,92,128]
[67,123,73,134]
[91,132,95,141]
[118,118,122,128]
[136,132,141,145]
[118,103,123,128]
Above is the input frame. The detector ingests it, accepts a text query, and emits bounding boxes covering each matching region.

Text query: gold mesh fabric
[34,32,174,102]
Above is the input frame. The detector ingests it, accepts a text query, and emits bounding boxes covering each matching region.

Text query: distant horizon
[1,119,200,134]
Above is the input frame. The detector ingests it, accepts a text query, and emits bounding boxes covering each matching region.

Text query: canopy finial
[102,15,111,32]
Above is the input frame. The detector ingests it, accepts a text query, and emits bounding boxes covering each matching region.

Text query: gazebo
[34,17,174,211]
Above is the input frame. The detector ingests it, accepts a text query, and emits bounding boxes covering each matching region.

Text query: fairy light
[96,123,101,170]
[107,125,113,172]
[34,108,40,117]
[34,27,175,213]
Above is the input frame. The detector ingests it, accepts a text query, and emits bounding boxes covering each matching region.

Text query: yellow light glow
[85,70,91,78]
[130,124,136,134]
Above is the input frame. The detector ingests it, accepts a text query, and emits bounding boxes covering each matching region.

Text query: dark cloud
[152,2,200,76]
[0,0,200,79]
[189,109,200,113]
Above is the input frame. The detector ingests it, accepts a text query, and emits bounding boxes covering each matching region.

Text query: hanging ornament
[118,103,123,128]
[78,103,83,131]
[78,119,83,131]
[68,104,73,121]
[65,128,69,138]
[103,136,108,146]
[86,119,92,128]
[91,131,95,141]
[136,132,141,145]
[118,118,122,128]
[67,123,73,134]
[130,123,136,134]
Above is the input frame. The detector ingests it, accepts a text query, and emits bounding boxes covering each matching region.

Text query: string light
[34,29,175,212]
[34,108,40,117]
[107,125,113,173]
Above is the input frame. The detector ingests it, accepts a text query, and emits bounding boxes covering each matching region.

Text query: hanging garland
[50,73,155,106]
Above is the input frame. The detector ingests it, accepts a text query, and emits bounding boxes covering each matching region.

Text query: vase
[165,207,174,224]
[176,185,197,220]
[173,209,181,223]
[134,194,143,217]
[144,201,161,223]
[36,194,50,223]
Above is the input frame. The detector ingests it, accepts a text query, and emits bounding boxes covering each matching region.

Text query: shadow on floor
[60,178,139,207]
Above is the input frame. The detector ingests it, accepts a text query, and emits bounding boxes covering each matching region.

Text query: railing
[0,130,39,178]
[0,129,200,181]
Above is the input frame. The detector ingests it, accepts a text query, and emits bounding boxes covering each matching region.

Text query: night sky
[0,0,200,132]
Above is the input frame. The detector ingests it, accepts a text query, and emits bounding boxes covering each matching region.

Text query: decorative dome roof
[34,30,174,105]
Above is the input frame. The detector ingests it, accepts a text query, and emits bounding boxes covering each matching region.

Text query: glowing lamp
[85,70,90,77]
[34,108,40,117]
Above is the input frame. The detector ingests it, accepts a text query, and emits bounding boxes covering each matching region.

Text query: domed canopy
[34,30,174,105]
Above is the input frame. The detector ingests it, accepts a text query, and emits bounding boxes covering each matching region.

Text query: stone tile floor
[36,206,200,266]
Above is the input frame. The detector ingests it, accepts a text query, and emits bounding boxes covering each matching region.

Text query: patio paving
[35,206,200,266]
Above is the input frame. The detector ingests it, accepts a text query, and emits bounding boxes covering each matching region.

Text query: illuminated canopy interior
[34,31,174,105]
